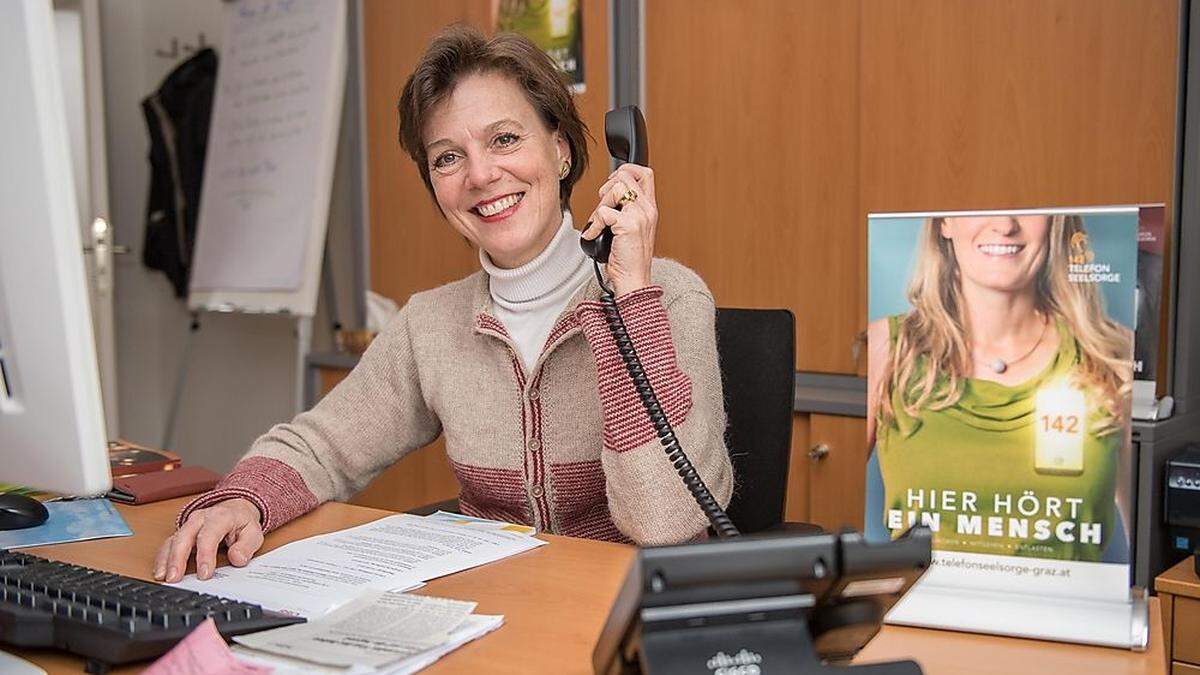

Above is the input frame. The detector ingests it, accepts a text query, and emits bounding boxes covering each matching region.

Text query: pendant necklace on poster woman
[975,314,1049,375]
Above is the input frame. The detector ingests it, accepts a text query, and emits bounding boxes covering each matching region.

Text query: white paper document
[234,590,475,668]
[171,514,544,618]
[231,614,505,674]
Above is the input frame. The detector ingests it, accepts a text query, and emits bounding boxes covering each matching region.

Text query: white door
[54,0,121,436]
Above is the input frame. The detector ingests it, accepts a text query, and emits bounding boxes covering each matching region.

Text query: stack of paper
[162,512,534,672]
[171,513,545,618]
[229,590,503,674]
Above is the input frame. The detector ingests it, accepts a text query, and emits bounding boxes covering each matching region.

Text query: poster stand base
[886,584,1149,650]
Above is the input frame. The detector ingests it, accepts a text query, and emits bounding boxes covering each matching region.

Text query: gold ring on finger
[618,188,638,206]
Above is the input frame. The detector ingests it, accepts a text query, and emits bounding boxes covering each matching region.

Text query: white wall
[98,0,357,472]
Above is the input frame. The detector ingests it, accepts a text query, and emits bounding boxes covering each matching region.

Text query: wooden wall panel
[362,1,489,304]
[363,0,611,305]
[860,0,1178,221]
[645,1,863,374]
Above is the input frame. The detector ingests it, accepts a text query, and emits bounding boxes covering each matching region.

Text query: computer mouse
[0,493,50,530]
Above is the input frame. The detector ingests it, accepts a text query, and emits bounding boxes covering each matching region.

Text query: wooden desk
[12,499,1167,674]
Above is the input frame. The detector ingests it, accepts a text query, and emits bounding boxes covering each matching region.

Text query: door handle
[84,244,130,254]
[82,217,127,295]
[82,217,130,255]
[808,443,830,462]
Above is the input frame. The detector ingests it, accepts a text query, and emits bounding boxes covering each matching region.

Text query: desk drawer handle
[809,443,830,461]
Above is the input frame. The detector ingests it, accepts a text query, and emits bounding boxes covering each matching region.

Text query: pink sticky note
[144,617,273,675]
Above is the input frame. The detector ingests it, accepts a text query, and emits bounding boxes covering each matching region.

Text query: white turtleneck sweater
[479,212,594,372]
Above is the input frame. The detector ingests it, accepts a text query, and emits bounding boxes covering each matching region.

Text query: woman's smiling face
[941,215,1051,294]
[423,71,569,269]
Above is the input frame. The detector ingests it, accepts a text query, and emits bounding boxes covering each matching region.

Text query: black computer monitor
[592,527,932,675]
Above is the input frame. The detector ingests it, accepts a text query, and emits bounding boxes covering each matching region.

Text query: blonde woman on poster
[867,214,1133,562]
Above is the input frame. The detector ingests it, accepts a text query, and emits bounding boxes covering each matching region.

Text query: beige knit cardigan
[179,258,734,545]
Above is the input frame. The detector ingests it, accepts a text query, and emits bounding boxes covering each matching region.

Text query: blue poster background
[868,213,1138,327]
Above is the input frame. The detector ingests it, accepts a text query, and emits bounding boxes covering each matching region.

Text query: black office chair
[715,308,800,534]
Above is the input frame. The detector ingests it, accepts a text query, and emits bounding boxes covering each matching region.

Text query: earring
[559,160,570,180]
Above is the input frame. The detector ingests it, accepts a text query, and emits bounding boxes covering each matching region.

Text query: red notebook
[108,466,221,505]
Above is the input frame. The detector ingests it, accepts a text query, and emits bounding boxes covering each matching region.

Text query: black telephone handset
[580,106,650,263]
[581,106,739,539]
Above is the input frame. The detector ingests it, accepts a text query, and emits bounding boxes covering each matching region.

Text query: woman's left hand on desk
[153,498,264,582]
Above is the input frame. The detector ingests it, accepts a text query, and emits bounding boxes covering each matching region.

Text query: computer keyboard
[0,550,303,671]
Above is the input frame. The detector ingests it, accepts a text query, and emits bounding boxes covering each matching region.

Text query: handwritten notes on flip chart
[189,0,345,301]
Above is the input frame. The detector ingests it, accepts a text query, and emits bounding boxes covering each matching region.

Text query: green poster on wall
[496,0,584,92]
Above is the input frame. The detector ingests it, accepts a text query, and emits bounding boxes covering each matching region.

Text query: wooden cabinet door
[1175,597,1200,667]
[807,413,868,532]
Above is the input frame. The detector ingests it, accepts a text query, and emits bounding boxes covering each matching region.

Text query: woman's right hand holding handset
[153,498,264,583]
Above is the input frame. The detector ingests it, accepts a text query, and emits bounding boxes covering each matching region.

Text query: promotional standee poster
[495,0,585,93]
[866,207,1145,648]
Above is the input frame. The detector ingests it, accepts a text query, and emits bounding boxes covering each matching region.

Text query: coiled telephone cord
[592,260,740,539]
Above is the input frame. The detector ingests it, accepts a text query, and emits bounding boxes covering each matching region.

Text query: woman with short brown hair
[155,26,732,583]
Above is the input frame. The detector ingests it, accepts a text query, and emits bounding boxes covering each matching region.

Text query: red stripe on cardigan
[474,314,511,339]
[541,313,581,355]
[575,286,693,453]
[505,352,531,502]
[449,459,530,526]
[176,456,317,533]
[529,374,553,527]
[484,339,550,532]
[547,460,630,542]
[557,505,632,543]
[549,460,606,511]
[459,501,532,526]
